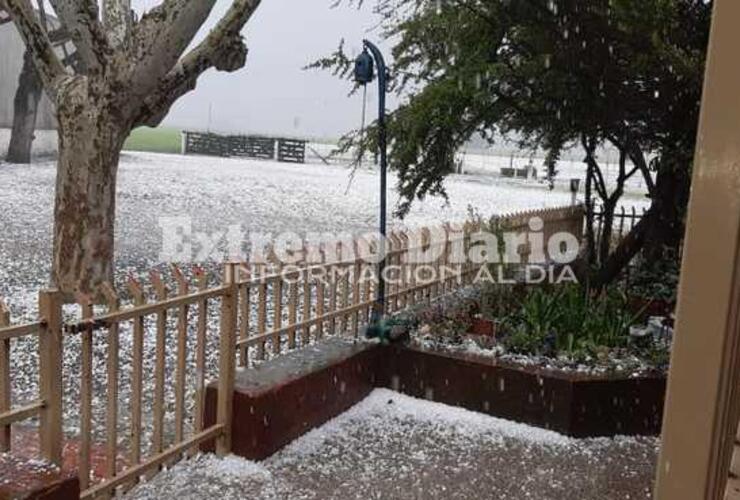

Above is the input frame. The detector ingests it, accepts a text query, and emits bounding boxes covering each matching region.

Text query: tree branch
[626,143,656,196]
[581,135,608,200]
[5,0,67,92]
[48,0,110,73]
[129,0,217,94]
[102,0,131,48]
[132,0,261,127]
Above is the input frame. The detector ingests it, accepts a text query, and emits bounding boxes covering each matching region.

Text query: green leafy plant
[500,285,645,359]
[628,250,681,304]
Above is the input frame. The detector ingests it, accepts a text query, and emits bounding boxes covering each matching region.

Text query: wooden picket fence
[0,205,583,499]
[232,225,479,365]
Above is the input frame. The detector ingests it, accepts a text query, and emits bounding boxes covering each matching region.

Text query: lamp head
[354,50,375,84]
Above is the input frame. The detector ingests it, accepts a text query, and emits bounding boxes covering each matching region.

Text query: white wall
[0,23,56,130]
[0,128,57,159]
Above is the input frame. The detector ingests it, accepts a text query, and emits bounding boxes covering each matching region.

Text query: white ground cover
[0,151,649,456]
[0,151,647,315]
[126,389,659,500]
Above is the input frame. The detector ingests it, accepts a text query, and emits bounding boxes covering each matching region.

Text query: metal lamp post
[354,40,388,324]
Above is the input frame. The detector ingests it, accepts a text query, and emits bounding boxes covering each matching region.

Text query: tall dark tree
[314,0,711,287]
[4,1,47,164]
[6,49,43,164]
[4,3,78,165]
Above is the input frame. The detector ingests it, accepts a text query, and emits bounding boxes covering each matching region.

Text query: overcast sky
[131,0,394,140]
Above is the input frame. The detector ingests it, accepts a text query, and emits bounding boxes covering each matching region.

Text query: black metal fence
[277,138,307,163]
[182,131,306,164]
[591,204,684,282]
[592,205,648,249]
[230,135,276,159]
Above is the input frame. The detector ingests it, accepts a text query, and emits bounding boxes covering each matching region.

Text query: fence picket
[316,275,325,339]
[272,268,283,355]
[328,265,337,336]
[302,268,312,346]
[0,298,10,452]
[172,265,189,444]
[288,280,298,349]
[100,283,120,480]
[340,267,350,334]
[193,267,209,436]
[150,271,168,456]
[126,277,145,466]
[238,265,250,367]
[77,294,94,491]
[352,256,361,338]
[408,230,418,306]
[216,264,238,455]
[257,276,267,360]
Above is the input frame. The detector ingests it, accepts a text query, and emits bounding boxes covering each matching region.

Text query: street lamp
[355,40,388,325]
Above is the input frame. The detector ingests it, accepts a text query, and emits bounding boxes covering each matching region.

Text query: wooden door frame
[654,0,740,497]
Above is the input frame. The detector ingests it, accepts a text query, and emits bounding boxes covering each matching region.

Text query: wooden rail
[0,292,62,465]
[80,425,225,500]
[0,400,44,427]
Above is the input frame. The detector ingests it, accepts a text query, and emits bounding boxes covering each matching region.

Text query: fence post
[38,290,63,466]
[216,263,238,456]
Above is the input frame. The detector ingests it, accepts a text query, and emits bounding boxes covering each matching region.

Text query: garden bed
[205,335,666,462]
[380,344,665,437]
[405,283,673,378]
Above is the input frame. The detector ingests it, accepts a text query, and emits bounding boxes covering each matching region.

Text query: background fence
[0,205,583,499]
[182,131,306,164]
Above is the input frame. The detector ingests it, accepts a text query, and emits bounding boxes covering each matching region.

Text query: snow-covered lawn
[0,151,649,458]
[126,389,658,500]
[0,151,647,315]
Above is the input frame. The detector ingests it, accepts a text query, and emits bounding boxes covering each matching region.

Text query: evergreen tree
[313,0,712,287]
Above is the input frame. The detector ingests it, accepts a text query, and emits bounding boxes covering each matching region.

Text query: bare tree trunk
[6,49,43,164]
[598,198,618,266]
[644,165,690,262]
[52,80,129,297]
[584,160,596,265]
[5,0,263,296]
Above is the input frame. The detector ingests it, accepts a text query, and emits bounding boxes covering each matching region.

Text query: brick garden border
[205,339,666,460]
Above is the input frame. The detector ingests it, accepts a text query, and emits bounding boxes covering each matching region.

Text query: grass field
[123,127,182,154]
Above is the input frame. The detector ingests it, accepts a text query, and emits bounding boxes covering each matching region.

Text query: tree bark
[598,198,618,266]
[643,164,689,261]
[52,78,128,297]
[6,48,43,164]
